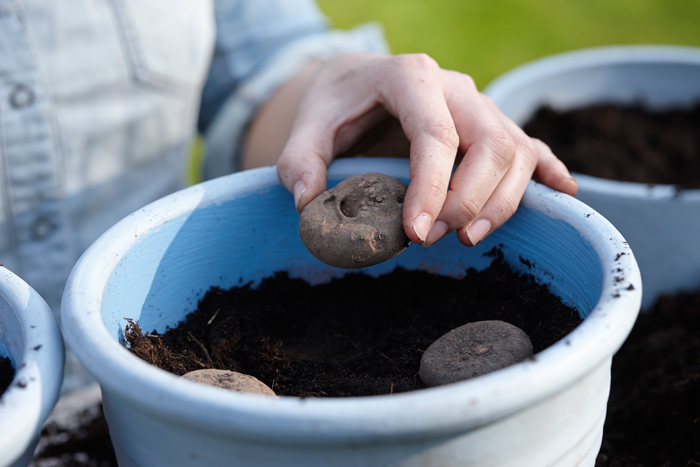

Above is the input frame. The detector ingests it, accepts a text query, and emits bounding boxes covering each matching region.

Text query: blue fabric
[199,0,329,132]
[202,2,388,177]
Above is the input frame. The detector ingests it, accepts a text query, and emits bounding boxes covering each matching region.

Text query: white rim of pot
[484,44,700,202]
[61,159,641,445]
[0,267,65,462]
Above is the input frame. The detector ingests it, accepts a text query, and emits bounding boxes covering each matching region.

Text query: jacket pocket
[110,0,214,93]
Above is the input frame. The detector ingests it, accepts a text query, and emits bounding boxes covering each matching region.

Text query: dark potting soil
[31,402,118,467]
[125,250,582,398]
[523,102,700,188]
[596,286,700,467]
[0,356,14,396]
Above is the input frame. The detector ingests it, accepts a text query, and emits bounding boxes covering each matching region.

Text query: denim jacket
[0,0,387,313]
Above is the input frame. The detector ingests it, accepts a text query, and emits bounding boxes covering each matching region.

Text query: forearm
[241,59,323,170]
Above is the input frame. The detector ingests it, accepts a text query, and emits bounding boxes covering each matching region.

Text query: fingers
[423,92,577,248]
[454,96,539,247]
[277,105,389,211]
[455,136,578,247]
[279,52,462,241]
[277,54,387,212]
[376,54,459,244]
[452,135,537,247]
[276,52,577,252]
[532,138,578,196]
[276,126,331,212]
[422,75,520,246]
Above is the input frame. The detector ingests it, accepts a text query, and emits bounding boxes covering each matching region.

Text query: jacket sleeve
[200,0,389,179]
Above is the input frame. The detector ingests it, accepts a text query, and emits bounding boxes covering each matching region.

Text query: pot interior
[100,177,602,345]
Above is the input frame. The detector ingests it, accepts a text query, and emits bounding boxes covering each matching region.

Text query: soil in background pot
[125,249,582,398]
[523,102,700,188]
[0,356,14,396]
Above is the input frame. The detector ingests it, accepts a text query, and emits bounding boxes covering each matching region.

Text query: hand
[275,53,577,247]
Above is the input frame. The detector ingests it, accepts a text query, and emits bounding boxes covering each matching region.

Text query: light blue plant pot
[485,45,700,309]
[0,268,64,467]
[62,159,641,466]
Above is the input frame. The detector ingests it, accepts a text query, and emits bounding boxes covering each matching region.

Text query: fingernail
[563,172,578,194]
[411,214,432,243]
[293,180,307,212]
[466,219,491,246]
[423,221,448,248]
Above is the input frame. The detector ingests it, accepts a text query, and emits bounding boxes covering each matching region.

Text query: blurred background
[316,0,700,89]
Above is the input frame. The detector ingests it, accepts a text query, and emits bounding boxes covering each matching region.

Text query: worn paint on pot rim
[0,268,65,467]
[485,44,700,309]
[61,158,641,466]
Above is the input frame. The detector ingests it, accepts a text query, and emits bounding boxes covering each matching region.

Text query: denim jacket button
[9,84,34,109]
[30,217,55,240]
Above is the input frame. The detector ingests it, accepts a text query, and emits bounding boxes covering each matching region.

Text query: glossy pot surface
[0,268,64,467]
[62,159,641,466]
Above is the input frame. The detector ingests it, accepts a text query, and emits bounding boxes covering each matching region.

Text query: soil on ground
[523,102,700,188]
[526,100,700,465]
[0,356,14,396]
[29,383,117,467]
[125,250,581,398]
[596,286,700,466]
[31,402,117,467]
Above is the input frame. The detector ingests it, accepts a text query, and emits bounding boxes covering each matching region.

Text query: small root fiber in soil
[596,286,700,466]
[0,356,14,396]
[523,102,700,188]
[125,250,582,398]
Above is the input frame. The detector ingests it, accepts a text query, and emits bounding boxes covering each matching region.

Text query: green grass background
[316,0,700,89]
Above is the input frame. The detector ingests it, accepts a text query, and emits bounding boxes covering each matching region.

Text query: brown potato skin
[299,173,410,269]
[181,369,277,396]
[420,320,534,386]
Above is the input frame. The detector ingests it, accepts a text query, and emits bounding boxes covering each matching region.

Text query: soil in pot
[0,356,14,396]
[596,285,700,467]
[523,102,700,188]
[125,249,582,398]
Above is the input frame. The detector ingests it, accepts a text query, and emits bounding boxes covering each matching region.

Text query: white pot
[484,45,700,309]
[61,159,641,466]
[0,268,65,467]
